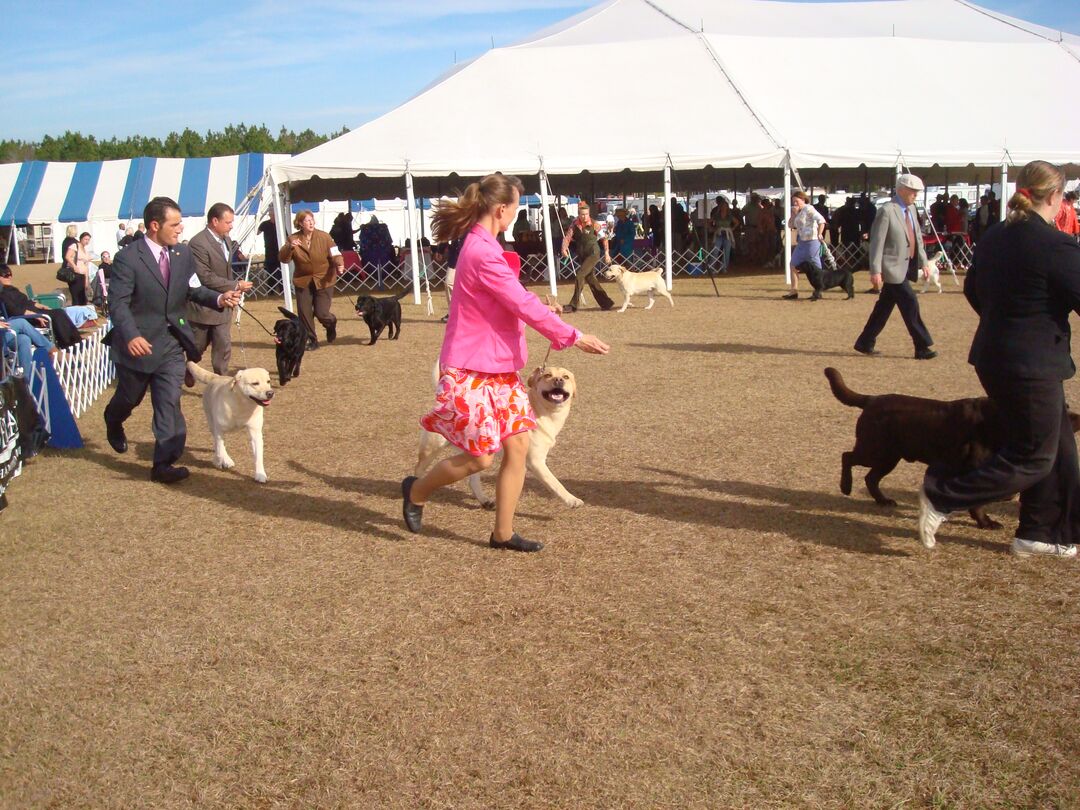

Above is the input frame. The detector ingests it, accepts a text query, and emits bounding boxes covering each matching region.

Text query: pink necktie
[159,248,171,286]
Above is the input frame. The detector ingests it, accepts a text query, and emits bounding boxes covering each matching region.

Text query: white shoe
[1011,538,1078,559]
[917,486,947,549]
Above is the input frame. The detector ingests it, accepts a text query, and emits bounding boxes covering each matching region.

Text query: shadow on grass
[288,460,555,524]
[626,466,1005,555]
[81,445,482,547]
[627,341,853,358]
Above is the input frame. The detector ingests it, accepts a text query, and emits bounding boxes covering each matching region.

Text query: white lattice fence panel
[52,324,115,419]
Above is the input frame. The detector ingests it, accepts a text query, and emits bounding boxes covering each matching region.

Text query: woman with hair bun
[918,160,1080,558]
[401,173,609,552]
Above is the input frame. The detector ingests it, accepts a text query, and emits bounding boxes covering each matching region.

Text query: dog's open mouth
[249,396,272,407]
[542,388,569,403]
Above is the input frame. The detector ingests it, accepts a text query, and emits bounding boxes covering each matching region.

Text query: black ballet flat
[489,532,543,552]
[402,476,423,533]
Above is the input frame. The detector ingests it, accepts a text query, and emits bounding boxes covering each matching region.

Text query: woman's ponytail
[432,173,524,242]
[1006,160,1064,225]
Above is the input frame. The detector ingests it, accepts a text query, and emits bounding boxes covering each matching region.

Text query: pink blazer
[440,224,580,373]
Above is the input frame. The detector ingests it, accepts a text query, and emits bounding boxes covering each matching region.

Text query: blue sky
[4,0,1078,143]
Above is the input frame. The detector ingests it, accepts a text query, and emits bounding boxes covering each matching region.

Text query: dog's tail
[186,361,225,386]
[391,288,412,301]
[277,306,298,319]
[824,367,869,409]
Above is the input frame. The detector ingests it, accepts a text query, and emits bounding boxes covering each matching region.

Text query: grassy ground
[2,269,1079,808]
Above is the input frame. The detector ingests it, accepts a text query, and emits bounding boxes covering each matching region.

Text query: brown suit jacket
[187,227,236,325]
[279,229,340,290]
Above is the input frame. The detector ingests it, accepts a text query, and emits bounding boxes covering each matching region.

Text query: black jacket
[965,215,1080,380]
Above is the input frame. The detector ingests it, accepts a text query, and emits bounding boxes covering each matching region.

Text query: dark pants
[295,281,337,343]
[855,261,933,352]
[104,344,186,468]
[925,373,1080,546]
[67,275,87,306]
[191,321,232,376]
[568,252,614,310]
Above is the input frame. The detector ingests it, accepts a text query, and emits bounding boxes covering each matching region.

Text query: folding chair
[24,283,66,309]
[0,302,54,345]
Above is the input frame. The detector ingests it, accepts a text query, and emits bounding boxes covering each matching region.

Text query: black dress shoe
[326,322,337,344]
[150,465,190,484]
[563,305,576,313]
[402,476,423,533]
[854,343,880,356]
[489,532,543,552]
[105,420,127,454]
[914,348,938,360]
[782,291,798,300]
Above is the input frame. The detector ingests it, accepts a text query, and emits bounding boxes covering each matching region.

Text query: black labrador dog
[273,307,306,386]
[799,245,854,300]
[354,289,408,345]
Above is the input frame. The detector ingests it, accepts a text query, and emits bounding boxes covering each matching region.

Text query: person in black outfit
[918,160,1080,559]
[0,264,82,349]
[329,211,359,252]
[258,212,282,286]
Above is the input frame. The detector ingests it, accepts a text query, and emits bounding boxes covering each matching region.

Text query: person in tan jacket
[279,209,343,349]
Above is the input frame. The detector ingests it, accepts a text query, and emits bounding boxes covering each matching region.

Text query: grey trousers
[104,343,187,468]
[191,321,232,375]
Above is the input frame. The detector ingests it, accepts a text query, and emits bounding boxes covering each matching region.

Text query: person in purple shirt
[402,173,609,552]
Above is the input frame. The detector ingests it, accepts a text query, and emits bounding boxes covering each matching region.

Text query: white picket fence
[50,323,115,419]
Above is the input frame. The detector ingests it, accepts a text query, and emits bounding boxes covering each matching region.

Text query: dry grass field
[2,268,1079,808]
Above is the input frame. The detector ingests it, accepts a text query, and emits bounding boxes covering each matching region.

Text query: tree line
[0,124,350,164]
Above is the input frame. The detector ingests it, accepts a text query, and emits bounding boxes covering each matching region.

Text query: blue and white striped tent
[0,153,289,259]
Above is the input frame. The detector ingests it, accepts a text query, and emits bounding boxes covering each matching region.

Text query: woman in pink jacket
[402,174,609,552]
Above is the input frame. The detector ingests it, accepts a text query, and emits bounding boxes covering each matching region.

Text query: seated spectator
[0,264,83,349]
[1,316,57,378]
[358,215,395,270]
[512,209,531,242]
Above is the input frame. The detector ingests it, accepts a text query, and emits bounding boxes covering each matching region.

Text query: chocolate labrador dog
[825,367,1080,528]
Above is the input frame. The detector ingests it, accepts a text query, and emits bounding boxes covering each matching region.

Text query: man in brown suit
[188,203,253,375]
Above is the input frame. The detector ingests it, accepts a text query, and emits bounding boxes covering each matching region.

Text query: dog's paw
[563,495,584,508]
[481,499,496,511]
[214,457,236,471]
[254,472,268,484]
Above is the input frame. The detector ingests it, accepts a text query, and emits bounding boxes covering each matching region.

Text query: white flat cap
[896,173,925,191]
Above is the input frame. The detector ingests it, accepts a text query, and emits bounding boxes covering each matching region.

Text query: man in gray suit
[854,173,937,360]
[187,202,253,375]
[103,197,242,484]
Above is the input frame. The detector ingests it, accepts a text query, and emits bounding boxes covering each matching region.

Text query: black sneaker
[489,532,543,552]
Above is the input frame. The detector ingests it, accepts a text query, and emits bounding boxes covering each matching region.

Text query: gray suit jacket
[187,227,235,326]
[869,199,928,284]
[105,237,222,373]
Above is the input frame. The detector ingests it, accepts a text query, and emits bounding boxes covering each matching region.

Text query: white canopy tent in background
[271,0,1080,296]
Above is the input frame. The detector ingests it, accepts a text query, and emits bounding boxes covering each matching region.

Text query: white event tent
[270,0,1080,299]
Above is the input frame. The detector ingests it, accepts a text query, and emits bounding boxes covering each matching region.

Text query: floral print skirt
[420,367,537,457]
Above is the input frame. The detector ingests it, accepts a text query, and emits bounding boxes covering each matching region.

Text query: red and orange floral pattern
[420,366,537,457]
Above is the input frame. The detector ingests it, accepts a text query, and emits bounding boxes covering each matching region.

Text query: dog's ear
[527,367,543,388]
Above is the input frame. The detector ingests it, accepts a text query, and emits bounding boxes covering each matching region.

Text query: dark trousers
[191,321,232,376]
[295,281,336,343]
[104,344,186,468]
[568,252,614,310]
[925,373,1080,545]
[67,275,87,306]
[855,262,933,352]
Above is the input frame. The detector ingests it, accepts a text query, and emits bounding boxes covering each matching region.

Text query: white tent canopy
[271,0,1080,196]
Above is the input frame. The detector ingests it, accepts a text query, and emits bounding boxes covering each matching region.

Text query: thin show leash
[232,301,279,372]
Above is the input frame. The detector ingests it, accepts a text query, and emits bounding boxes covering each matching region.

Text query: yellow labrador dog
[416,364,583,508]
[186,362,274,483]
[602,264,674,312]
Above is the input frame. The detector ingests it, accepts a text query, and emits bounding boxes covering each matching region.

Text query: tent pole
[999,162,1008,222]
[663,163,673,289]
[786,158,794,285]
[274,183,293,311]
[539,168,557,297]
[11,218,21,265]
[405,169,421,305]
